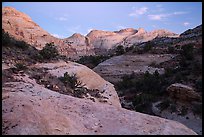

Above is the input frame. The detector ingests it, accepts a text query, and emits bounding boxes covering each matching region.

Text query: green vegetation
[76,55,111,69]
[156,99,171,111]
[15,63,28,71]
[116,45,125,55]
[59,72,85,89]
[2,29,29,49]
[143,41,154,52]
[180,44,194,60]
[39,42,59,60]
[59,72,88,98]
[168,46,175,54]
[115,70,167,113]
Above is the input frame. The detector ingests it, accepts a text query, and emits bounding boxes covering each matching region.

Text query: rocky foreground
[2,60,197,135]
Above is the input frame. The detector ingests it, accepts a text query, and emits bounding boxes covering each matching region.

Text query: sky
[2,2,202,39]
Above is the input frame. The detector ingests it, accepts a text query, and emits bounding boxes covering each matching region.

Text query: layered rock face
[2,62,197,134]
[2,7,95,57]
[63,33,94,56]
[93,54,175,83]
[2,6,180,56]
[87,27,178,54]
[167,83,202,102]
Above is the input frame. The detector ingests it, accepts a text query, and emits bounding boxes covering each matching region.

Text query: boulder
[166,83,201,102]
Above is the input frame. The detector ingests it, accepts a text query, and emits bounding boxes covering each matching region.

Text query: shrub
[180,44,194,60]
[179,106,188,116]
[59,72,84,89]
[192,103,202,116]
[143,41,154,52]
[125,46,134,52]
[116,45,125,55]
[14,40,29,49]
[76,55,110,69]
[168,46,175,53]
[156,99,171,111]
[15,63,28,71]
[169,103,177,113]
[2,29,11,46]
[195,78,202,92]
[133,93,157,113]
[39,42,59,60]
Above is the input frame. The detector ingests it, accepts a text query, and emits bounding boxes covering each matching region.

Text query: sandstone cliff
[2,6,95,57]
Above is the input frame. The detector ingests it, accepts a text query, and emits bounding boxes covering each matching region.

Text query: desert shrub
[195,78,202,92]
[117,70,163,95]
[77,55,110,69]
[59,72,84,89]
[31,52,44,62]
[133,93,157,113]
[164,67,174,77]
[39,42,59,60]
[116,45,125,55]
[168,46,175,53]
[143,41,154,52]
[156,99,171,111]
[15,63,28,71]
[192,103,202,116]
[179,106,188,116]
[14,40,29,49]
[125,46,134,52]
[180,44,194,60]
[169,103,177,113]
[2,29,11,46]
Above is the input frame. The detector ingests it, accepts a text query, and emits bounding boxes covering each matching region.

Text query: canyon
[2,6,202,135]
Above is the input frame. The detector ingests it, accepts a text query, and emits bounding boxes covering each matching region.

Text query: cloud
[87,28,94,33]
[156,4,162,8]
[55,16,68,21]
[183,22,190,26]
[148,14,170,20]
[51,33,66,39]
[67,25,83,34]
[129,7,148,17]
[148,11,188,21]
[116,25,126,30]
[173,11,188,15]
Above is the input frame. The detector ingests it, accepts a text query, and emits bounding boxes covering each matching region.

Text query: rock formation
[3,6,180,57]
[63,33,94,56]
[93,54,175,83]
[2,63,197,135]
[166,83,202,102]
[2,6,95,57]
[87,28,178,54]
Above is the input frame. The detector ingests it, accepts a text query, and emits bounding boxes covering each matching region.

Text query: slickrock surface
[2,80,197,135]
[32,60,121,108]
[93,54,175,83]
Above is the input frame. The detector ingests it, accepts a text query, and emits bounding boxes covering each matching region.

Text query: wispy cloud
[67,25,82,34]
[55,15,68,21]
[51,33,66,39]
[148,11,188,21]
[87,28,94,33]
[183,22,190,26]
[156,4,162,8]
[116,25,126,30]
[148,14,170,20]
[173,11,188,15]
[129,7,148,17]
